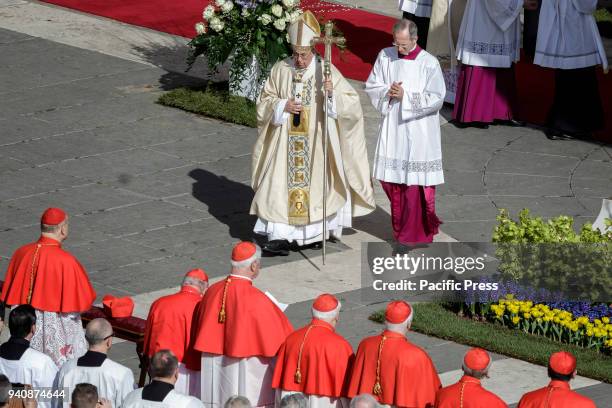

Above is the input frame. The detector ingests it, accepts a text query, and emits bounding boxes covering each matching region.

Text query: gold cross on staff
[311,21,346,78]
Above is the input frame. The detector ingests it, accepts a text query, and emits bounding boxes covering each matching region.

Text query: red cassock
[192,275,293,357]
[517,380,596,408]
[1,236,96,312]
[272,318,354,397]
[143,286,203,370]
[435,376,507,408]
[347,330,441,408]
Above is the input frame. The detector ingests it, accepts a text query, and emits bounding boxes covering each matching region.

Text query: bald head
[85,318,113,350]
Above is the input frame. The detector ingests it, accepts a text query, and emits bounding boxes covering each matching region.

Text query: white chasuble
[534,0,608,71]
[201,353,276,408]
[456,0,521,67]
[366,47,445,187]
[252,56,375,245]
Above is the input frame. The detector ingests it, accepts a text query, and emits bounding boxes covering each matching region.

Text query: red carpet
[40,0,610,141]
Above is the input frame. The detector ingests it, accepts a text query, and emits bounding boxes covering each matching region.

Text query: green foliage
[157,84,256,127]
[491,209,612,300]
[368,304,612,383]
[595,8,612,23]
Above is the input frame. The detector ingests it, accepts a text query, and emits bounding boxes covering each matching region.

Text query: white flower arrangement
[259,13,273,26]
[203,5,215,20]
[215,0,226,6]
[273,18,287,31]
[271,4,283,17]
[209,17,225,32]
[281,0,297,8]
[195,22,207,34]
[241,8,250,17]
[221,1,234,13]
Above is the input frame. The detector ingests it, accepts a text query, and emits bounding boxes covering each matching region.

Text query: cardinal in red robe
[192,241,293,407]
[273,293,354,408]
[435,348,507,408]
[347,301,441,408]
[518,351,596,408]
[0,208,96,367]
[144,268,209,397]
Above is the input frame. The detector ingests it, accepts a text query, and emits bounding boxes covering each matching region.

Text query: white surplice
[365,47,445,187]
[30,309,88,368]
[0,348,58,408]
[253,56,351,246]
[176,362,201,398]
[201,353,276,408]
[56,357,135,408]
[399,0,433,17]
[123,388,204,408]
[456,0,521,67]
[275,389,349,408]
[534,0,608,71]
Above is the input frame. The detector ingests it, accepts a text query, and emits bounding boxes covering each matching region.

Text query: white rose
[215,0,226,6]
[281,0,295,8]
[195,22,207,34]
[241,8,250,17]
[211,21,225,32]
[286,10,299,23]
[271,4,283,17]
[259,13,272,25]
[210,17,221,26]
[221,1,234,12]
[203,5,215,19]
[273,18,286,31]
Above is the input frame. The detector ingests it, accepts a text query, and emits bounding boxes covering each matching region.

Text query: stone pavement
[0,0,611,406]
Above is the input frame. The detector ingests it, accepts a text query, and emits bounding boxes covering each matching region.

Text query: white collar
[229,274,252,282]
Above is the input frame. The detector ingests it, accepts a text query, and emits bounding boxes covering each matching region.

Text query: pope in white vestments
[251,11,375,255]
[365,19,445,244]
[0,305,58,408]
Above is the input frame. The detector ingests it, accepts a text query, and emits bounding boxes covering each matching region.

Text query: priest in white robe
[453,0,532,128]
[123,350,204,408]
[365,19,445,245]
[398,0,433,49]
[56,318,134,408]
[0,305,58,408]
[252,11,375,256]
[532,0,607,139]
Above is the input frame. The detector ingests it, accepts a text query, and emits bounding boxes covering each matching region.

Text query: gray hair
[350,394,380,408]
[280,393,308,408]
[85,318,113,346]
[224,395,252,408]
[392,19,418,39]
[230,244,262,269]
[182,276,208,292]
[462,364,489,379]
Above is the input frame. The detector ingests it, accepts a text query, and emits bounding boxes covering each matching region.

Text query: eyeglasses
[103,333,114,340]
[392,42,413,49]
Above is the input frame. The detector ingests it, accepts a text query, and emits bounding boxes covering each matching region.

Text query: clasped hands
[523,0,538,10]
[283,76,333,115]
[388,81,404,100]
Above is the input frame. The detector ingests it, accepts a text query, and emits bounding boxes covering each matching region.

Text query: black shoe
[545,128,573,140]
[495,119,525,127]
[452,120,489,129]
[262,239,290,256]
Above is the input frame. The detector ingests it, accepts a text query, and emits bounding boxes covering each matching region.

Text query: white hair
[182,276,208,292]
[461,350,492,379]
[312,301,341,320]
[384,312,414,334]
[350,394,380,408]
[230,244,262,269]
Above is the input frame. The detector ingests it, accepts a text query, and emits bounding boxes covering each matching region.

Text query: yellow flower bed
[490,295,612,353]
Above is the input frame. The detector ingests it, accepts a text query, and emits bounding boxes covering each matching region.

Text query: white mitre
[287,10,321,52]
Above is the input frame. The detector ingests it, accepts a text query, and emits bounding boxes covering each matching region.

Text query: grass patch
[369,303,612,383]
[157,82,257,128]
[595,8,612,23]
